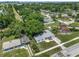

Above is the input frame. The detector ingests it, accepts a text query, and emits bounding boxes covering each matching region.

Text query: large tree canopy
[4,20,24,37]
[27,12,44,22]
[0,15,13,29]
[24,19,44,36]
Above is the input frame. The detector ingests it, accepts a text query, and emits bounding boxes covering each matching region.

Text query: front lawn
[61,18,72,21]
[70,22,79,27]
[3,48,29,57]
[64,39,79,47]
[38,41,58,51]
[0,41,2,56]
[56,31,79,42]
[37,47,62,57]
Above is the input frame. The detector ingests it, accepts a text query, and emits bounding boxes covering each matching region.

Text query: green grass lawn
[56,31,79,42]
[3,48,29,57]
[38,41,58,51]
[0,41,2,57]
[2,35,16,42]
[36,47,62,57]
[64,39,79,47]
[61,18,71,21]
[70,22,79,27]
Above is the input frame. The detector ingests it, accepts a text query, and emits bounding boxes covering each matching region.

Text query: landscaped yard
[56,31,79,42]
[70,22,79,27]
[64,39,79,47]
[61,18,72,21]
[3,48,29,57]
[38,41,58,51]
[36,47,62,57]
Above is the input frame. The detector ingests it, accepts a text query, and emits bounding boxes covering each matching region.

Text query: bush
[31,43,40,53]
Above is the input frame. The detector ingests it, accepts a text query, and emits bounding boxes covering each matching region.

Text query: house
[2,35,30,51]
[72,10,77,17]
[0,10,3,13]
[61,13,69,18]
[34,30,56,43]
[43,16,53,23]
[59,23,70,33]
[40,9,50,14]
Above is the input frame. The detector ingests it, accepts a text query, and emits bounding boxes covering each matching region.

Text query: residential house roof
[2,35,30,51]
[34,30,55,43]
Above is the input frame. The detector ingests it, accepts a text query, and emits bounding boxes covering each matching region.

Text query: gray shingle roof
[34,30,55,43]
[2,35,30,51]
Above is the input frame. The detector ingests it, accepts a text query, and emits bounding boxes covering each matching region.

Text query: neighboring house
[41,9,53,23]
[2,35,30,51]
[0,10,3,13]
[43,16,53,23]
[40,9,50,14]
[61,13,69,18]
[0,9,4,15]
[34,30,56,43]
[59,23,70,33]
[16,3,22,6]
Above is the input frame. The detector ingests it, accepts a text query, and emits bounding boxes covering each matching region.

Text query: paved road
[62,43,79,57]
[35,37,79,56]
[51,37,79,57]
[52,42,79,57]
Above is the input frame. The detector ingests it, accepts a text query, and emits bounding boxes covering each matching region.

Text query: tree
[0,15,13,29]
[24,19,44,36]
[31,43,40,53]
[4,20,24,38]
[26,12,44,22]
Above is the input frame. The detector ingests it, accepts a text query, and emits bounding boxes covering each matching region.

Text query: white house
[43,16,53,23]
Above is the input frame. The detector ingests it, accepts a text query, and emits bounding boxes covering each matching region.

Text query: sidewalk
[35,37,79,56]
